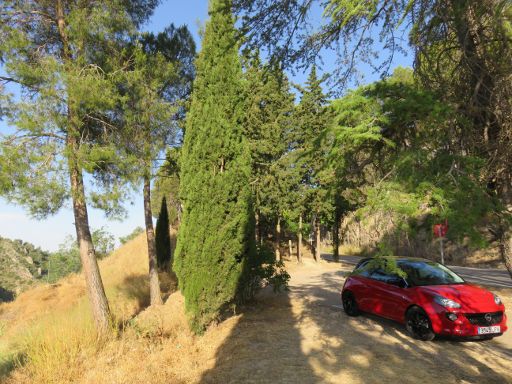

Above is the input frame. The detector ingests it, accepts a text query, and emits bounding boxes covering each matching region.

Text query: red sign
[433,220,449,238]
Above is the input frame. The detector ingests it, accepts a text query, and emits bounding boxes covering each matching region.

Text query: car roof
[356,256,434,265]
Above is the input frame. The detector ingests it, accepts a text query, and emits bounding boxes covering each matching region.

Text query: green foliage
[323,68,497,250]
[0,1,143,220]
[365,256,408,279]
[46,237,81,284]
[91,227,116,259]
[151,148,181,224]
[243,51,296,239]
[174,0,256,333]
[46,228,115,283]
[119,227,145,245]
[241,245,290,297]
[155,197,172,270]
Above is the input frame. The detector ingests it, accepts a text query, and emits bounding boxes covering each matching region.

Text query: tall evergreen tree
[293,66,332,261]
[174,0,255,333]
[244,53,295,258]
[117,26,195,306]
[0,0,158,334]
[155,197,172,270]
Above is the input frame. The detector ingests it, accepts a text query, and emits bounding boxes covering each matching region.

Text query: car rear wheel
[405,307,435,341]
[342,291,359,317]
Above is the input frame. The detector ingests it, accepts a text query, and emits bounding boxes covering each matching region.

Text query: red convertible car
[341,257,507,341]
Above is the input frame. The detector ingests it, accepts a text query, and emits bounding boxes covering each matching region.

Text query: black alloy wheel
[405,307,435,341]
[342,291,360,317]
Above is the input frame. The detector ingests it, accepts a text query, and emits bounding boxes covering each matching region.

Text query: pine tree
[118,26,195,306]
[243,53,295,257]
[174,0,255,333]
[0,0,159,335]
[292,65,333,261]
[155,197,172,270]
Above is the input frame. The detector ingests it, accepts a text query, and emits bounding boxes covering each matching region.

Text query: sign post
[439,236,445,265]
[433,220,449,265]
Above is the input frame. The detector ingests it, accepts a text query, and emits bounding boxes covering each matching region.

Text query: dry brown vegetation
[0,236,511,383]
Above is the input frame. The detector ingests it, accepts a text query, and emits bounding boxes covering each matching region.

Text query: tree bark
[58,4,111,333]
[144,174,163,306]
[68,138,111,335]
[288,239,293,257]
[275,216,281,261]
[314,217,321,262]
[255,210,260,245]
[297,214,303,263]
[501,231,512,280]
[333,221,340,262]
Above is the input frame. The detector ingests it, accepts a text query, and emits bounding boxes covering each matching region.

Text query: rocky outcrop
[0,236,49,301]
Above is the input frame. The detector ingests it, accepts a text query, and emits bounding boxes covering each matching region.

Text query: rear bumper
[434,311,507,337]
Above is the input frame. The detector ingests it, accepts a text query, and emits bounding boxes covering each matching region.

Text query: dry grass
[0,233,173,383]
[0,234,511,384]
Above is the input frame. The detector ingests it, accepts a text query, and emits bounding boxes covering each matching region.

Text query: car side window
[370,268,390,283]
[370,269,404,286]
[353,260,372,278]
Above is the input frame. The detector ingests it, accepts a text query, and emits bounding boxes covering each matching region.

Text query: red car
[341,257,508,341]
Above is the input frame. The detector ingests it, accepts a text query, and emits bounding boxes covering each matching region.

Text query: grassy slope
[0,231,249,384]
[0,233,161,381]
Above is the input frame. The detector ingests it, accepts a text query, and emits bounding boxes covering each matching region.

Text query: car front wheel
[342,291,360,317]
[405,307,435,341]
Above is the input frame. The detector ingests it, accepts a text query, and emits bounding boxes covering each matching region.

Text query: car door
[367,269,390,316]
[347,260,375,312]
[370,269,410,321]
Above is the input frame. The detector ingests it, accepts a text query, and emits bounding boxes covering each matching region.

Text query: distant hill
[0,236,49,302]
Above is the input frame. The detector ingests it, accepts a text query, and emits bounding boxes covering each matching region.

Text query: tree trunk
[144,174,163,306]
[275,216,281,261]
[314,217,321,262]
[288,239,293,257]
[68,140,111,335]
[502,231,512,280]
[297,214,302,263]
[58,0,111,335]
[333,220,340,262]
[255,210,260,245]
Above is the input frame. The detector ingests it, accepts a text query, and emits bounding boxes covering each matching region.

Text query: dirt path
[201,260,512,384]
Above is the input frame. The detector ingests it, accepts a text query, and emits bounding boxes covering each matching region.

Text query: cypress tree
[155,197,172,270]
[174,0,255,333]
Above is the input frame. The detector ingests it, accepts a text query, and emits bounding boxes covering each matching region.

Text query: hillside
[0,237,49,301]
[0,233,511,384]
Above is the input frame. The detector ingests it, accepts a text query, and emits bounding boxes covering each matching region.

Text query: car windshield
[397,260,465,286]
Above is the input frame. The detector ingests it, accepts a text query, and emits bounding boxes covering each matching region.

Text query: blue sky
[0,0,412,251]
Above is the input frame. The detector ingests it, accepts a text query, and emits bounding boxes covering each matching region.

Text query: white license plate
[477,326,501,335]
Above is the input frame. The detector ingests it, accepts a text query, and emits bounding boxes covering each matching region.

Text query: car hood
[418,284,502,312]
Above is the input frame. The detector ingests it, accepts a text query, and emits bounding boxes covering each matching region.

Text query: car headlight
[434,295,461,309]
[494,294,502,305]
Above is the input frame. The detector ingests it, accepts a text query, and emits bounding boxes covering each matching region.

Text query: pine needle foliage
[174,0,255,333]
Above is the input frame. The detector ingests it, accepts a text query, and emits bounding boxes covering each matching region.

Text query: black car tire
[405,306,435,341]
[342,291,360,317]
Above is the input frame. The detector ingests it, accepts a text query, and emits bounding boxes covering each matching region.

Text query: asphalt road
[322,254,512,288]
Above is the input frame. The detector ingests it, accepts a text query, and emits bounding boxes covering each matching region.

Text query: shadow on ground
[199,265,512,383]
[115,272,178,322]
[0,353,18,379]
